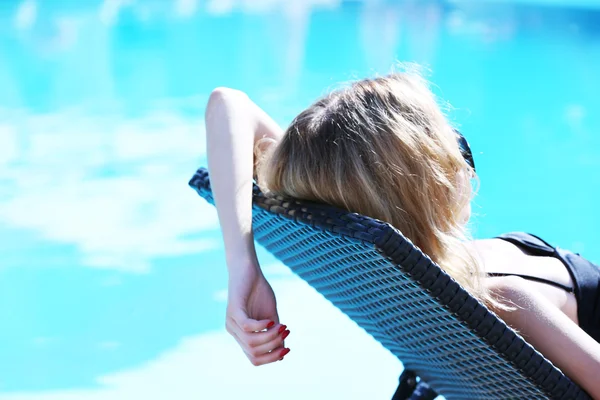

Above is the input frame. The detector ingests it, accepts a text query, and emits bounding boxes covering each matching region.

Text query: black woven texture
[190,167,590,400]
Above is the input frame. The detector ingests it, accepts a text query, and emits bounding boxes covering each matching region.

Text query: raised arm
[205,88,289,366]
[206,87,283,272]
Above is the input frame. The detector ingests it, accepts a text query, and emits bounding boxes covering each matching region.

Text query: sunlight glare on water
[0,1,599,399]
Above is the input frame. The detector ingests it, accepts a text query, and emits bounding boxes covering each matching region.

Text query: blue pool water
[0,1,599,399]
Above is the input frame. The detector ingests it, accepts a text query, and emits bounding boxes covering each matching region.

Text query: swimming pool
[0,1,599,399]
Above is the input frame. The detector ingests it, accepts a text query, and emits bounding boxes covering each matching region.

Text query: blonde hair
[256,71,493,306]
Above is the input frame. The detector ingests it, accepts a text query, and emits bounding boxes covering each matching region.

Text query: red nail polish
[279,348,290,358]
[281,330,290,340]
[278,325,287,334]
[266,321,275,328]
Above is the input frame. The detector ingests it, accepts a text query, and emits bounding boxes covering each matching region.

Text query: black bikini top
[488,232,574,293]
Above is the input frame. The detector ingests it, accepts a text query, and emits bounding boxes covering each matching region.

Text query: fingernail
[281,330,290,340]
[267,321,275,328]
[278,325,287,334]
[279,348,290,358]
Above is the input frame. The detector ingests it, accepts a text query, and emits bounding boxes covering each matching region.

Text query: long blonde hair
[256,71,492,306]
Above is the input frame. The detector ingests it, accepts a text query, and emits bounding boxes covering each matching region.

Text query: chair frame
[190,167,590,400]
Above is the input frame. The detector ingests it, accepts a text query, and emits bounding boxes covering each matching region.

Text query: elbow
[208,86,243,101]
[206,87,247,118]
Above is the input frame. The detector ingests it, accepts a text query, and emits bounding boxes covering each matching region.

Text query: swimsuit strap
[487,272,574,293]
[496,232,555,257]
[490,232,574,293]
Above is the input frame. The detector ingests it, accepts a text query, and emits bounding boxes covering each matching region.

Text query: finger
[229,328,291,366]
[228,324,286,354]
[228,329,256,358]
[246,329,290,358]
[247,345,290,367]
[244,324,287,347]
[235,315,276,333]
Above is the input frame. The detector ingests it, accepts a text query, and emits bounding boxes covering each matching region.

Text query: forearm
[205,88,283,275]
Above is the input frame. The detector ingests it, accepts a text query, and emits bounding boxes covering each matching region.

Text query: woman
[205,71,600,397]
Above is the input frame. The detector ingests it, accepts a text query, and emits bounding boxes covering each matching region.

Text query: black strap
[491,232,574,293]
[487,272,574,293]
[496,232,556,257]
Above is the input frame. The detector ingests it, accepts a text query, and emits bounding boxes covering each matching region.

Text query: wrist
[226,253,260,277]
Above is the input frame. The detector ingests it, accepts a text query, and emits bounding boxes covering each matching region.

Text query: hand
[226,265,290,366]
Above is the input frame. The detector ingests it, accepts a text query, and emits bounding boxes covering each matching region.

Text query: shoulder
[486,275,531,303]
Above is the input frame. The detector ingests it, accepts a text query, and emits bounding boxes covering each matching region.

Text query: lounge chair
[189,167,591,400]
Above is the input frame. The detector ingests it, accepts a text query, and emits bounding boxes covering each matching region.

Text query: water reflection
[0,1,599,399]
